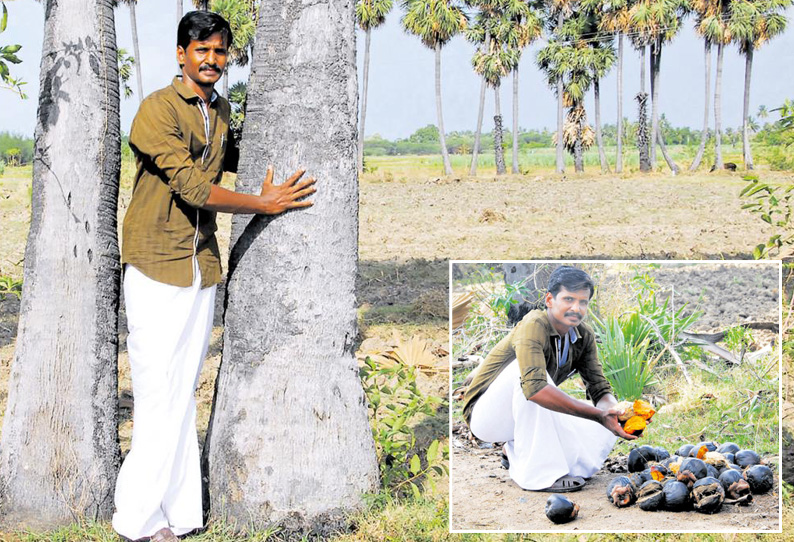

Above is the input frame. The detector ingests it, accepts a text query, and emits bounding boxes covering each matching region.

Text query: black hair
[547,266,594,299]
[177,11,233,51]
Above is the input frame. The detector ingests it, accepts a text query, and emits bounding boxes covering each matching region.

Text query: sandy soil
[450,442,780,532]
[359,173,782,261]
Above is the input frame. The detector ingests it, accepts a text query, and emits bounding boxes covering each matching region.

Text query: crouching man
[462,266,636,492]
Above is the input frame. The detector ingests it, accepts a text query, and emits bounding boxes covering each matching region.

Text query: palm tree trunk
[555,12,564,174]
[640,45,646,94]
[357,26,371,174]
[690,40,711,171]
[650,40,660,170]
[470,32,490,177]
[657,125,679,175]
[0,0,121,528]
[616,31,623,173]
[129,1,144,103]
[637,92,650,172]
[714,40,724,169]
[435,41,453,175]
[223,69,229,98]
[177,0,183,22]
[494,84,506,175]
[573,108,584,173]
[594,76,609,173]
[652,43,678,175]
[199,0,209,10]
[512,66,519,174]
[470,77,486,175]
[742,43,754,170]
[203,0,378,531]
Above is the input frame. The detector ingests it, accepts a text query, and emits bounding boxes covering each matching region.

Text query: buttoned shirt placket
[193,92,217,282]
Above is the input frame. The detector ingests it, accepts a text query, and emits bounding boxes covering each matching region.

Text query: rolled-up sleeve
[129,98,214,208]
[513,322,549,400]
[578,331,612,405]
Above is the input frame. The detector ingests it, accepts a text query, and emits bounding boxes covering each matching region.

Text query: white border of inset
[448,259,783,534]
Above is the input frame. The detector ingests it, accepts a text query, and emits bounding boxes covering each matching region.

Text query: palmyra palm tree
[630,0,686,174]
[729,0,790,169]
[468,0,539,175]
[356,0,394,174]
[591,0,633,173]
[118,0,144,102]
[689,0,723,171]
[402,0,467,176]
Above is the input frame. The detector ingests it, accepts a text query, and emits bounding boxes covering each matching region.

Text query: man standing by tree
[462,266,636,492]
[113,11,315,541]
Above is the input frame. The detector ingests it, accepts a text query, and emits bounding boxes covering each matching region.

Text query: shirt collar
[172,76,218,104]
[542,310,582,341]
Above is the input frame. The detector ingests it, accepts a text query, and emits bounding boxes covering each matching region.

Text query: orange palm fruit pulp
[623,416,647,436]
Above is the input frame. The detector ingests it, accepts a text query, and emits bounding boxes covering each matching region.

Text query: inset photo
[450,261,782,533]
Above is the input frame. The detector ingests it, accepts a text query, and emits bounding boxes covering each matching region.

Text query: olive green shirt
[462,309,612,427]
[122,76,238,288]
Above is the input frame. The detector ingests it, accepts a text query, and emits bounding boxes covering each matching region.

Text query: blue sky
[1,1,793,140]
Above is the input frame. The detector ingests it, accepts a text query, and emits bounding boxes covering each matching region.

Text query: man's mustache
[565,312,581,319]
[200,65,220,72]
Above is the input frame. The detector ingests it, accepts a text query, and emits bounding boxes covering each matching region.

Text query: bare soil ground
[359,172,785,261]
[451,263,783,532]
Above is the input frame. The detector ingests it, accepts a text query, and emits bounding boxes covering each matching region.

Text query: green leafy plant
[0,1,26,99]
[723,325,755,353]
[488,280,532,319]
[591,314,657,400]
[0,275,21,299]
[740,175,794,258]
[359,356,448,497]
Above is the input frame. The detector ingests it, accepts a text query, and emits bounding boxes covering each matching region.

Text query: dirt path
[450,443,780,531]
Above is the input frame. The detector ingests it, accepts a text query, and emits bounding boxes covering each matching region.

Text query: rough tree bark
[616,32,623,173]
[435,42,454,176]
[713,40,724,170]
[0,0,121,529]
[690,40,711,171]
[511,66,519,174]
[129,0,143,102]
[469,32,490,177]
[594,77,609,173]
[555,12,564,174]
[357,26,371,174]
[649,39,660,170]
[177,0,183,22]
[636,92,651,172]
[493,84,506,175]
[742,44,754,170]
[203,0,379,534]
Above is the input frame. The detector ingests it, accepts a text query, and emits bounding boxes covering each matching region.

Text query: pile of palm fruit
[606,441,775,514]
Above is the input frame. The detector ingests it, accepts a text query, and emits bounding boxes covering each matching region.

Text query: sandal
[150,528,179,542]
[536,475,586,493]
[500,452,510,470]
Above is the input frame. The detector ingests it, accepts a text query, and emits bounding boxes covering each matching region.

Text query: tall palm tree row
[468,0,539,175]
[356,0,394,174]
[402,0,468,176]
[630,0,686,174]
[689,0,723,171]
[729,0,790,170]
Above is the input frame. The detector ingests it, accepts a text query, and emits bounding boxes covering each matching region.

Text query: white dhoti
[469,359,617,490]
[112,263,215,540]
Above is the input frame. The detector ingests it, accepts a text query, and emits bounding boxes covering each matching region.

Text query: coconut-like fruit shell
[706,464,720,479]
[677,458,708,488]
[717,442,740,455]
[623,416,646,436]
[628,447,657,472]
[735,449,761,468]
[744,464,774,494]
[607,476,636,507]
[719,468,752,504]
[677,444,695,457]
[545,494,579,524]
[692,476,725,514]
[654,447,671,461]
[663,480,691,511]
[637,480,665,511]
